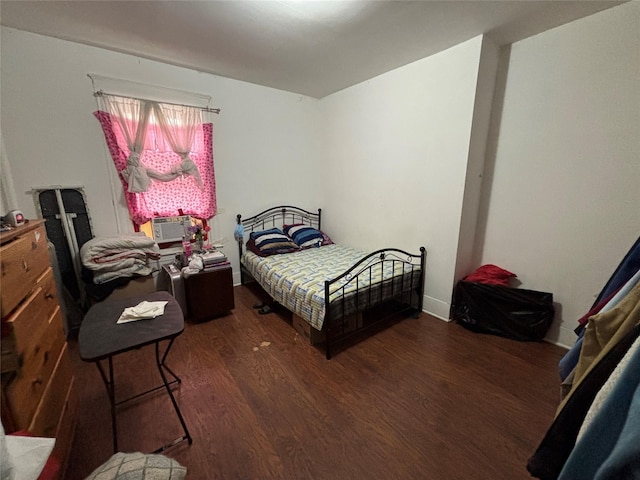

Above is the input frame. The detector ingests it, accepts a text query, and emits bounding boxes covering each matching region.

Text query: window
[94,95,217,226]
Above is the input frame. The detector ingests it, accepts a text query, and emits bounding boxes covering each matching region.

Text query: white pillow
[2,430,54,480]
[85,452,187,480]
[0,422,14,480]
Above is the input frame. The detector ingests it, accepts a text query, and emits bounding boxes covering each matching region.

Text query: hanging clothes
[557,336,640,479]
[558,235,640,379]
[590,236,640,316]
[570,280,640,397]
[527,324,640,480]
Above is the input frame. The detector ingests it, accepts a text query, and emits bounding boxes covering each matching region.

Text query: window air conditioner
[151,215,191,243]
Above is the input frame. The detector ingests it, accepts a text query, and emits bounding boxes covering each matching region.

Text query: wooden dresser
[1,219,77,479]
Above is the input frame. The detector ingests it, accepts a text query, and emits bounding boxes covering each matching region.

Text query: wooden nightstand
[184,265,234,321]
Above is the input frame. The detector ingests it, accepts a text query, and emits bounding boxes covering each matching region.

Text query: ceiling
[0,1,624,98]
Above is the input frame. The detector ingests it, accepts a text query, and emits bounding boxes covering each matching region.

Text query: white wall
[0,131,18,214]
[0,27,324,282]
[319,37,486,319]
[453,37,500,284]
[476,1,640,347]
[1,26,490,322]
[2,2,637,344]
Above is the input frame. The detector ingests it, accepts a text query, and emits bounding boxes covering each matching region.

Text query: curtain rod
[94,90,221,114]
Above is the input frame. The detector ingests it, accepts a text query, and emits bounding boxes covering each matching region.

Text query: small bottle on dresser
[182,236,192,258]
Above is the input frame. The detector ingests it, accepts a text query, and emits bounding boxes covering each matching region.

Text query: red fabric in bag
[464,264,516,286]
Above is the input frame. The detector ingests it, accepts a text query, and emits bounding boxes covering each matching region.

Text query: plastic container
[182,236,192,258]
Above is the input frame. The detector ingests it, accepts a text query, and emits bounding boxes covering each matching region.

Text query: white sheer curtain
[97,94,204,193]
[99,95,152,193]
[150,103,203,188]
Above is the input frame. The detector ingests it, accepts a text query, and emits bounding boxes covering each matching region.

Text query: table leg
[155,339,193,452]
[93,341,191,454]
[95,356,118,452]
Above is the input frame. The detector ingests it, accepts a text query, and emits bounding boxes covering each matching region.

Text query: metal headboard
[236,205,322,282]
[237,205,321,237]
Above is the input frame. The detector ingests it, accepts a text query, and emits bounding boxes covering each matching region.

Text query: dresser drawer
[4,307,65,429]
[0,225,50,317]
[49,369,77,480]
[6,267,60,354]
[29,343,74,437]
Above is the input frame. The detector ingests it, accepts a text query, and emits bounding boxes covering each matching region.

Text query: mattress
[242,244,421,330]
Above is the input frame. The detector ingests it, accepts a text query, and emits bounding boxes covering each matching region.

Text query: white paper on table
[117,301,168,324]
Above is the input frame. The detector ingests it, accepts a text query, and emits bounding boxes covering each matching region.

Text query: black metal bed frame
[236,205,426,359]
[237,205,322,285]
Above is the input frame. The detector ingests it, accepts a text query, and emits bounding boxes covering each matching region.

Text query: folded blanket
[92,263,154,284]
[80,233,160,283]
[90,249,158,265]
[81,234,160,267]
[86,257,148,274]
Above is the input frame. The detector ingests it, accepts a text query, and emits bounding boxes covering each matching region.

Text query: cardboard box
[292,312,361,345]
[292,314,325,345]
[108,274,156,300]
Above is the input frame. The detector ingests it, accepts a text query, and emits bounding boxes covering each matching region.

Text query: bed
[236,205,426,358]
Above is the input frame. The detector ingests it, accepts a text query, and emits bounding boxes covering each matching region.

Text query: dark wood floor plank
[65,285,567,480]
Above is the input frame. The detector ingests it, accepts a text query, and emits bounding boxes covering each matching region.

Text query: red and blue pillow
[248,228,299,256]
[283,224,332,249]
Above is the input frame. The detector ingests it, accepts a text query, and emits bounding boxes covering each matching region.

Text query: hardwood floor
[65,285,566,479]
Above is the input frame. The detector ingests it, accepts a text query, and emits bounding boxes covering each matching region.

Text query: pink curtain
[94,111,217,225]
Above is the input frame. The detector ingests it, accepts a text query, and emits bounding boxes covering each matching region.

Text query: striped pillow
[249,228,299,256]
[283,224,325,249]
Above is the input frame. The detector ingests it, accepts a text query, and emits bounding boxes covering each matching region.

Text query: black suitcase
[451,280,554,341]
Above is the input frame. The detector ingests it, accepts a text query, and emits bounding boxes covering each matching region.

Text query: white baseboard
[422,295,451,321]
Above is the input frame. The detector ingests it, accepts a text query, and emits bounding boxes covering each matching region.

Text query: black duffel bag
[451,280,554,341]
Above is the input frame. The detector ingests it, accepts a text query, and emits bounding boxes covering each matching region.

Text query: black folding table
[79,291,192,453]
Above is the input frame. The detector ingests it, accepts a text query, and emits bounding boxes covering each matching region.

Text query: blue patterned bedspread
[242,244,420,330]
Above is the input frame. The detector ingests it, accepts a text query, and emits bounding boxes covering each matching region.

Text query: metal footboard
[236,206,426,359]
[324,247,426,359]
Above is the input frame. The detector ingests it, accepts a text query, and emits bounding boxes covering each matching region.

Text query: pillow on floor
[85,452,186,480]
